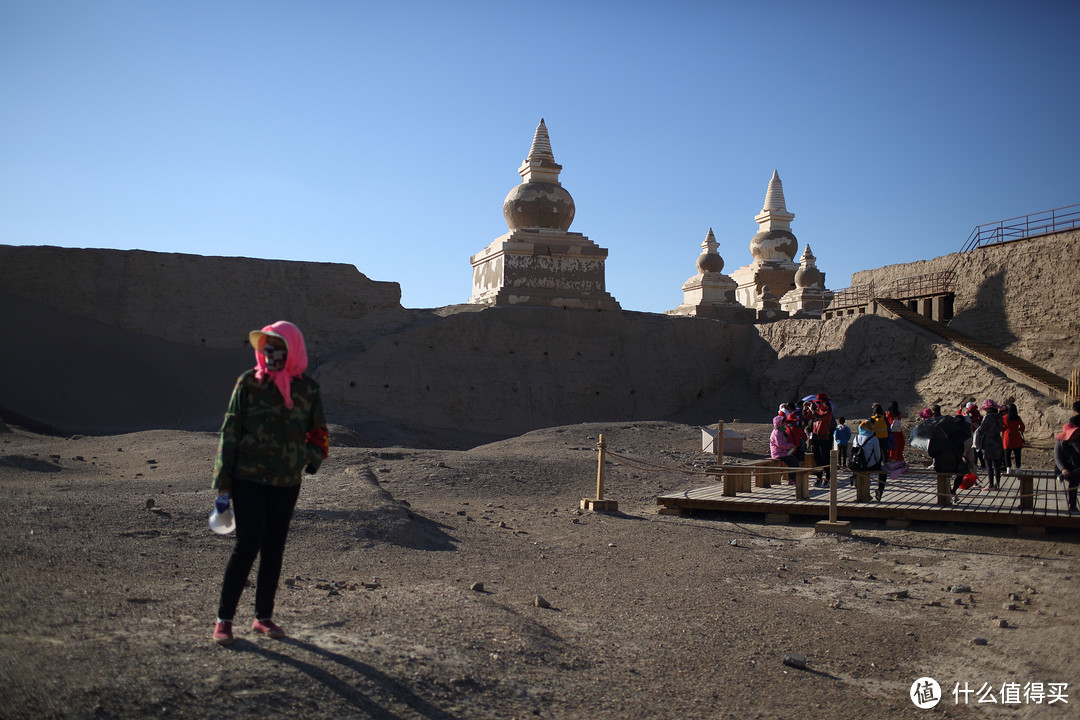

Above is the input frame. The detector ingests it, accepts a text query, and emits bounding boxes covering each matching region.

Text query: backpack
[850,440,870,471]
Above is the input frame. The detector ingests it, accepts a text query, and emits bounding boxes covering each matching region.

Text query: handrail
[959,203,1080,253]
[893,270,956,299]
[824,280,874,310]
[825,205,1077,316]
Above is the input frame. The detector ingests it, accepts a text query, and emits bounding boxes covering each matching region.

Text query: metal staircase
[875,298,1068,397]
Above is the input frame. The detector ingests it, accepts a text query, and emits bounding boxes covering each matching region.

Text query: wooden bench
[886,467,956,506]
[852,472,873,503]
[706,459,793,497]
[1004,468,1058,510]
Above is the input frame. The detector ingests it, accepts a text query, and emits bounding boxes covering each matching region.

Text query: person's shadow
[232,636,460,719]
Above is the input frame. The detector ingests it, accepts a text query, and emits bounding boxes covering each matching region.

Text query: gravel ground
[1,420,1077,719]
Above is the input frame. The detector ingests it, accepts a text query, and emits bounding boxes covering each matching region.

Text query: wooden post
[596,433,606,500]
[936,473,952,506]
[829,449,839,523]
[581,434,618,512]
[717,420,725,462]
[816,448,852,535]
[854,473,872,502]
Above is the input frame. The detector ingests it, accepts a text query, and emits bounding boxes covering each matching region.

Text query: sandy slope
[0,421,1077,719]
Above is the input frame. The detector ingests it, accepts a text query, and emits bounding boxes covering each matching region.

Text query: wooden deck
[657,466,1080,531]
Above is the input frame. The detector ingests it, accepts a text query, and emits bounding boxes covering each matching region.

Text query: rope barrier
[595,438,1075,501]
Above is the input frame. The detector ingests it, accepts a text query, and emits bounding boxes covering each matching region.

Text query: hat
[816,393,829,402]
[980,399,998,412]
[1056,423,1080,442]
[918,408,933,419]
[858,420,874,434]
[785,413,800,423]
[965,401,975,409]
[249,328,287,351]
[773,415,784,428]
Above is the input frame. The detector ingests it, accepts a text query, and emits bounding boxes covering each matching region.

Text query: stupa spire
[754,169,795,234]
[762,170,788,212]
[518,118,562,184]
[527,118,556,162]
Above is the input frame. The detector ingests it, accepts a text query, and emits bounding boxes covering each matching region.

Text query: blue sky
[2,1,1077,312]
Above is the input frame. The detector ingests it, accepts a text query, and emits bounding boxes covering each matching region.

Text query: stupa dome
[503,183,575,231]
[750,229,798,262]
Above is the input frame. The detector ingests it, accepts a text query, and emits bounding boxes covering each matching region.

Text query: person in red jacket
[1002,403,1026,470]
[886,400,905,463]
[809,394,834,487]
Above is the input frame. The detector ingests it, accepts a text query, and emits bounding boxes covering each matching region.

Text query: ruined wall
[1,235,1074,440]
[850,229,1080,378]
[317,308,760,437]
[748,314,1071,441]
[0,245,413,353]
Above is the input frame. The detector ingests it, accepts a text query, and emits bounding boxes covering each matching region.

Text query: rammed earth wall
[851,229,1080,379]
[1,234,1074,438]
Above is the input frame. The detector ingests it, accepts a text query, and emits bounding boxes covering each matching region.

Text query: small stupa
[730,170,800,309]
[779,244,833,317]
[467,120,620,310]
[666,229,755,321]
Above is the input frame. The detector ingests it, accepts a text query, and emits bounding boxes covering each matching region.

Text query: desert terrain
[1,418,1077,719]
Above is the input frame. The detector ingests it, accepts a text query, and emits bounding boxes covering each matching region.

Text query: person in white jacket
[851,420,888,501]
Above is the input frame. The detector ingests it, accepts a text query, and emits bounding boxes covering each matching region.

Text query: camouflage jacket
[212,369,327,491]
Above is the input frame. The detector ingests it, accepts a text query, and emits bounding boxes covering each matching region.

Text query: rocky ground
[1,420,1077,719]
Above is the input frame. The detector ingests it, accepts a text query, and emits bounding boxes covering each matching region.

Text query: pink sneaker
[252,618,285,638]
[212,621,234,645]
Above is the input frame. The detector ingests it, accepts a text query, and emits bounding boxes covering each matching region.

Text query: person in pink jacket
[770,415,798,484]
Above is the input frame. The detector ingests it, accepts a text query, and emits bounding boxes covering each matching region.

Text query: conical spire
[762,170,787,212]
[753,169,795,235]
[518,118,562,184]
[527,119,555,163]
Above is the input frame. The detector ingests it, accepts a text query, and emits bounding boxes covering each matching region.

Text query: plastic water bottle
[209,493,236,535]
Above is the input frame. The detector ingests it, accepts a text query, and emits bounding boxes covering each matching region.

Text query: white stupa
[666,229,754,321]
[467,120,620,310]
[729,170,801,309]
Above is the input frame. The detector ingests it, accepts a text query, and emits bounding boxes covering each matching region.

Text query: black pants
[777,454,798,482]
[811,438,831,480]
[1067,475,1079,512]
[837,444,848,467]
[217,478,301,621]
[1005,448,1021,468]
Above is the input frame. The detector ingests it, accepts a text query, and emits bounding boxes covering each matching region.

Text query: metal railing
[893,270,956,299]
[825,281,874,310]
[825,204,1077,316]
[959,203,1080,253]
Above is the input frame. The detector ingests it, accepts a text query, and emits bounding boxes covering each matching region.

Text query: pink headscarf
[251,321,308,409]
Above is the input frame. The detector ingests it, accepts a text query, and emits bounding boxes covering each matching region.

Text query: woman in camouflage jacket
[211,321,328,645]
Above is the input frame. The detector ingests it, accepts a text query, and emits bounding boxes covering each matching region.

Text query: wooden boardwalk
[657,466,1080,531]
